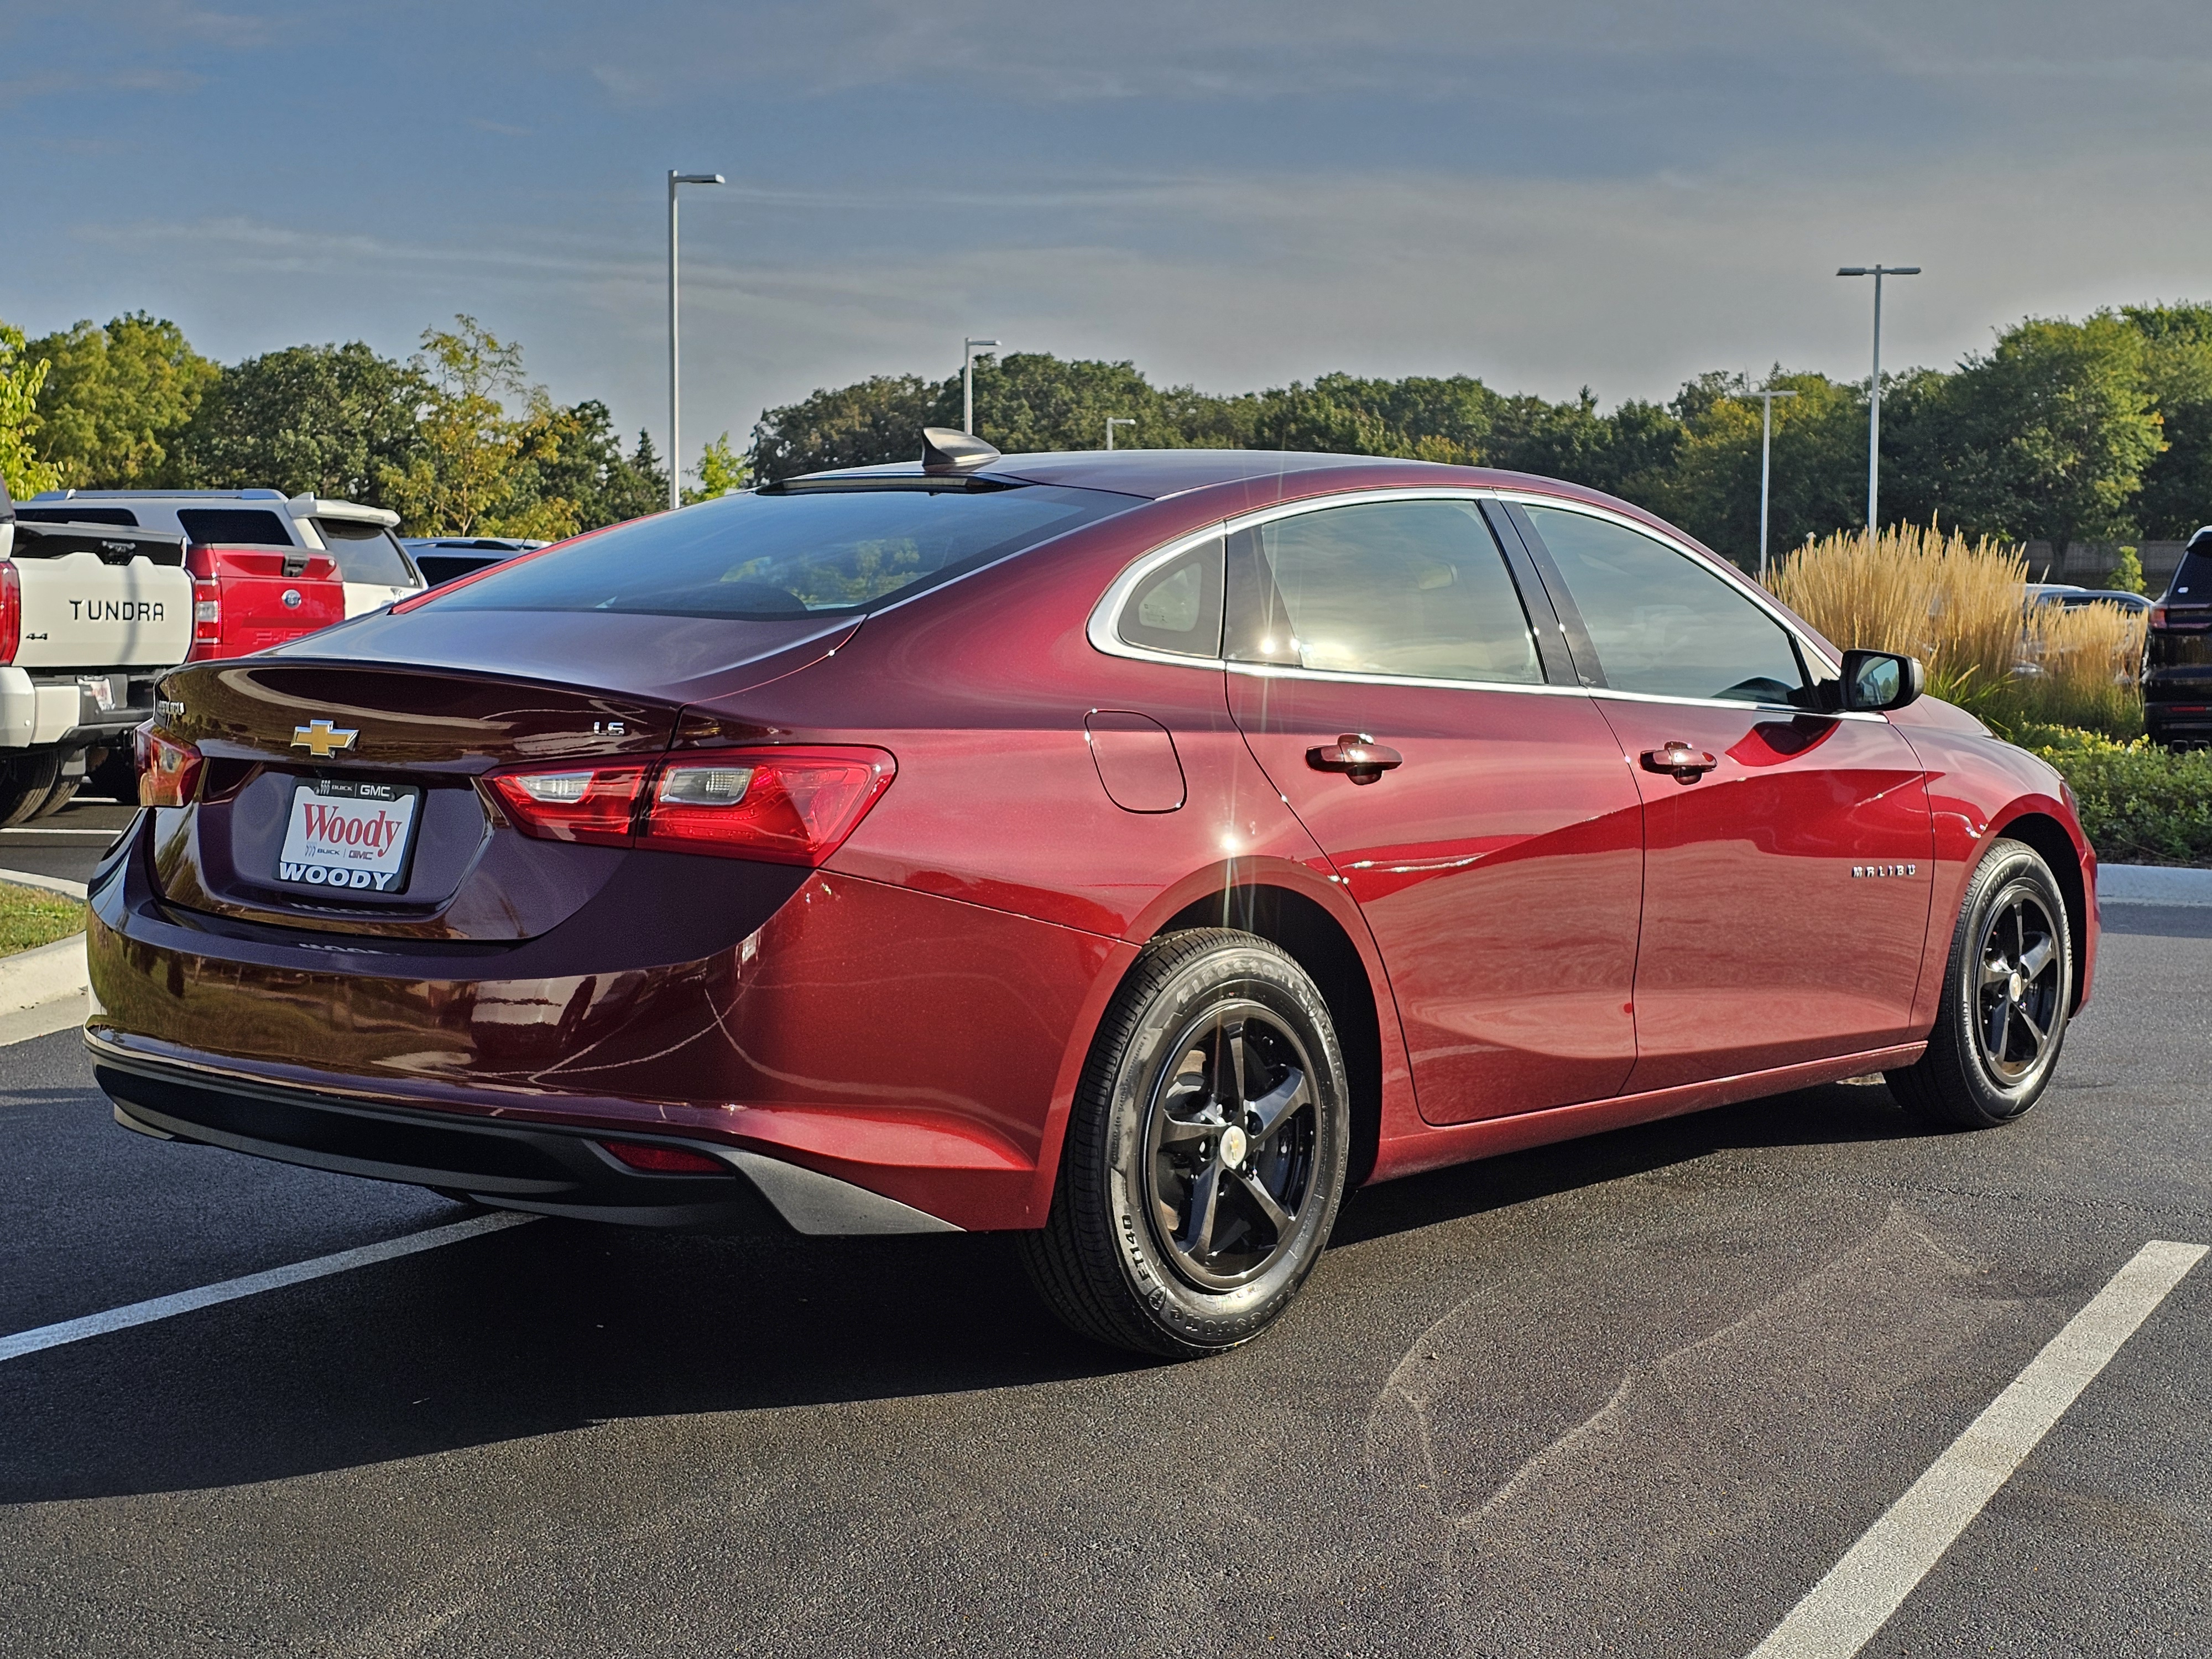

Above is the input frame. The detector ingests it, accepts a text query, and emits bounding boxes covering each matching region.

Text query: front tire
[1887,838,2073,1129]
[1020,929,1351,1359]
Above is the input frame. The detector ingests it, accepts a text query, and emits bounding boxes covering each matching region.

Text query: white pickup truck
[0,479,194,824]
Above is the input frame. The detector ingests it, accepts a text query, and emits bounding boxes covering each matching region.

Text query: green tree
[0,325,62,499]
[28,312,216,487]
[377,316,577,540]
[1934,312,2164,561]
[176,341,422,504]
[1658,371,1869,561]
[682,430,749,504]
[530,401,667,529]
[2123,302,2212,538]
[750,373,938,482]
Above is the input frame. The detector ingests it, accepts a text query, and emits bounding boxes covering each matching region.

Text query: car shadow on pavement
[0,1081,1912,1506]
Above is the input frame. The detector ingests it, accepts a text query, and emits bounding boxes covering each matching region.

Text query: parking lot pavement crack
[1363,1207,2053,1658]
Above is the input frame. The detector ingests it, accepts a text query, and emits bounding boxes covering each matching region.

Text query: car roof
[804,447,1625,504]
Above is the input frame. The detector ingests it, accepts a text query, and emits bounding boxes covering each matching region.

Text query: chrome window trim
[1086,486,1876,716]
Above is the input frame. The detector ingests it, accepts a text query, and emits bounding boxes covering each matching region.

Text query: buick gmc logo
[69,599,166,622]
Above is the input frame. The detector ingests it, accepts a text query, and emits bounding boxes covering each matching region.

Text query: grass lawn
[0,884,86,957]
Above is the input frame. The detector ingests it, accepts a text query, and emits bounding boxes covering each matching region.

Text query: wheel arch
[1990,808,2090,1013]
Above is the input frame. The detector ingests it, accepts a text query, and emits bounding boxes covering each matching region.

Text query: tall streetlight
[963,337,1000,436]
[1105,416,1136,451]
[1836,264,1919,538]
[667,170,725,510]
[1738,385,1797,582]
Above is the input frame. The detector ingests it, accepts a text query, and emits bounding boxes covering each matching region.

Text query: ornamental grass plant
[1766,523,2144,735]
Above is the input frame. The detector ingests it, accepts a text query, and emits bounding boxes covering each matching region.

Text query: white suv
[18,489,424,618]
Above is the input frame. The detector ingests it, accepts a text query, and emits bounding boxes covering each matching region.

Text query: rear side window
[1521,505,1807,705]
[1224,499,1543,685]
[1116,536,1224,657]
[178,509,296,547]
[2173,549,2212,601]
[315,519,417,586]
[14,507,139,526]
[431,482,1138,620]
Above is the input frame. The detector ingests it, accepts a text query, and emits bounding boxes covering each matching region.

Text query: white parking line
[1749,1238,2207,1659]
[0,1211,537,1364]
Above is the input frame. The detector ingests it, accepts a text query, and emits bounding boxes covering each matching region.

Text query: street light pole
[667,170,725,511]
[1740,385,1798,582]
[1105,416,1136,451]
[963,337,1000,437]
[1836,264,1919,539]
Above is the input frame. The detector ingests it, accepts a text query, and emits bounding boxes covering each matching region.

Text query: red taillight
[134,724,203,807]
[640,748,895,865]
[2150,604,2169,628]
[0,561,18,665]
[481,747,894,866]
[601,1140,727,1174]
[482,763,649,847]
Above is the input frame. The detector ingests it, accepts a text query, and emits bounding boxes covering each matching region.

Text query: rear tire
[1019,929,1350,1359]
[0,753,63,828]
[1887,838,2072,1130]
[29,777,80,820]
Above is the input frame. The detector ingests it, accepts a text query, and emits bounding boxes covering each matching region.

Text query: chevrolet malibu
[87,434,2096,1357]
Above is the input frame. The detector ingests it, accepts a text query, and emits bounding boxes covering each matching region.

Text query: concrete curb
[0,932,88,1016]
[2101,863,2212,908]
[0,867,90,901]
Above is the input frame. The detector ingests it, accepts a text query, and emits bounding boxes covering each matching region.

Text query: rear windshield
[315,519,418,586]
[15,507,140,526]
[178,508,296,547]
[427,481,1141,620]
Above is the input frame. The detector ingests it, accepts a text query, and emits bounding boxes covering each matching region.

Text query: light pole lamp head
[671,173,726,186]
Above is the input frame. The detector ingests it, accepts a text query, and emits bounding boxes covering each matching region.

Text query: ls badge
[292,719,359,758]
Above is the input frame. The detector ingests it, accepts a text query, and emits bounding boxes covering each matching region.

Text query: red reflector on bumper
[600,1139,728,1175]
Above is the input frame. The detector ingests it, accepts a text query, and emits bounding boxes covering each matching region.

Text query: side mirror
[1840,649,1924,712]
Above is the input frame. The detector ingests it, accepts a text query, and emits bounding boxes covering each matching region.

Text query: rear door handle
[1307,733,1404,785]
[1641,742,1718,782]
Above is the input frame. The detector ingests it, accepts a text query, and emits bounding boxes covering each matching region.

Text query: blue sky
[6,1,2211,478]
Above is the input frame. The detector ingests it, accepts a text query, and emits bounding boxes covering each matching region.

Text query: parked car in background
[20,489,423,633]
[2145,525,2212,749]
[0,479,192,823]
[2026,584,2154,614]
[401,536,545,590]
[88,436,2099,1358]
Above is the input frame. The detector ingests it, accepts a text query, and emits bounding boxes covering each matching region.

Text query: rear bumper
[91,1035,959,1234]
[0,666,160,750]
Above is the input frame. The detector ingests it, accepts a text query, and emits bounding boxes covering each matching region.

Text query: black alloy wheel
[1021,928,1351,1358]
[1973,886,2063,1085]
[1142,1002,1320,1292]
[1888,838,2073,1129]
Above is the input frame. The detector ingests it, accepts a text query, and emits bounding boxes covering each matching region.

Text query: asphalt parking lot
[2,883,2208,1657]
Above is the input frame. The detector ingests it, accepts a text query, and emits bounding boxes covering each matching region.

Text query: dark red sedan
[87,435,2096,1356]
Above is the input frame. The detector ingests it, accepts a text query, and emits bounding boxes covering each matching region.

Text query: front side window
[431,481,1138,620]
[1521,505,1807,705]
[1224,499,1543,686]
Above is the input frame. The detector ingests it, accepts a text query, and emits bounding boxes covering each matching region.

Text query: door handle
[1307,733,1404,785]
[1641,742,1718,782]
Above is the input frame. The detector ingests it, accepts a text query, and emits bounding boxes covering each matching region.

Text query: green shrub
[2016,724,2212,867]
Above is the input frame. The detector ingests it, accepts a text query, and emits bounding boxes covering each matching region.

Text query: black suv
[2146,525,2212,749]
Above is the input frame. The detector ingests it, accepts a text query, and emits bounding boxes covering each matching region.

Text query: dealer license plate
[276,778,420,894]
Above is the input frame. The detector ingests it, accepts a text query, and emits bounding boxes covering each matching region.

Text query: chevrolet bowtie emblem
[291,719,358,758]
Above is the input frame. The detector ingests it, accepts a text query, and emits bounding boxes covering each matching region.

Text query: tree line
[4,301,2208,562]
[0,313,699,539]
[753,303,2212,566]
